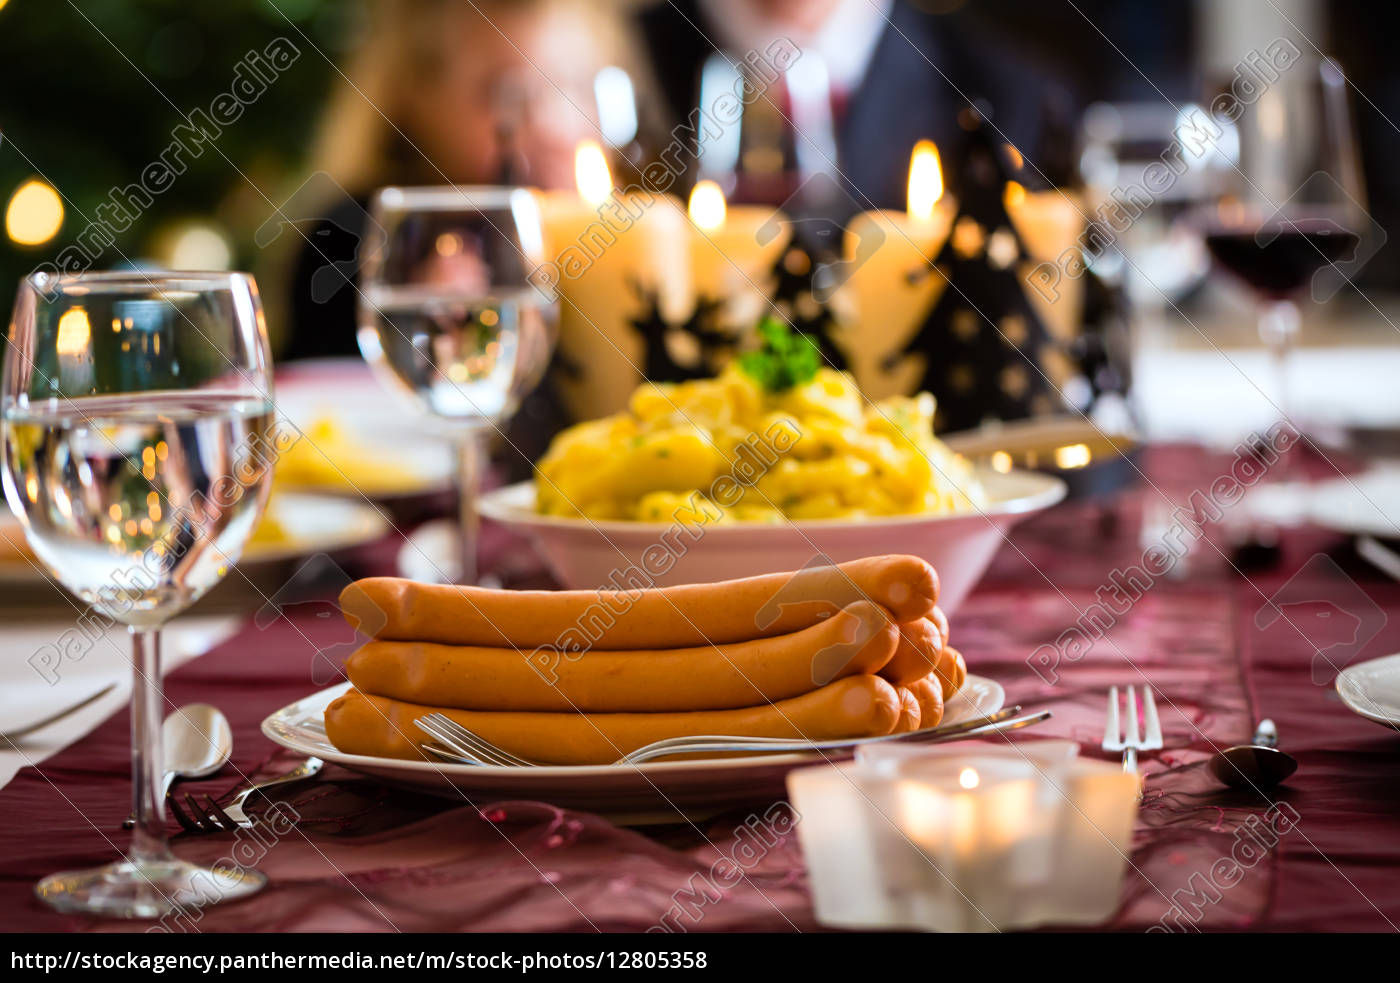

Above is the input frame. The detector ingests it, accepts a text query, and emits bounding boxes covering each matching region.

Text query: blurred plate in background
[273,359,453,499]
[241,493,390,565]
[1305,467,1400,540]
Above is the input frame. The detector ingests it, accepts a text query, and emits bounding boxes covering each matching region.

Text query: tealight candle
[535,141,691,421]
[888,758,1043,931]
[788,741,1140,932]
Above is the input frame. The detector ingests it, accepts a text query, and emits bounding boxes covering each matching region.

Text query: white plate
[274,359,454,499]
[1336,653,1400,729]
[261,675,1006,824]
[479,468,1065,615]
[1305,467,1400,540]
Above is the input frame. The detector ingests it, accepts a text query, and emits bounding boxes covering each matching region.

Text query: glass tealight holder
[786,741,1139,932]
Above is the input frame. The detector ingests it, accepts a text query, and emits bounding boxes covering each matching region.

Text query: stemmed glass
[357,186,557,584]
[2,271,275,916]
[1202,56,1366,453]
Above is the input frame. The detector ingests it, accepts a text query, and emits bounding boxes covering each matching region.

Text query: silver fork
[617,710,1051,764]
[1102,684,1163,774]
[169,757,324,833]
[416,714,538,768]
[416,706,1050,767]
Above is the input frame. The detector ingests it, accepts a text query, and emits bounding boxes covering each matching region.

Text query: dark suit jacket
[636,0,1078,216]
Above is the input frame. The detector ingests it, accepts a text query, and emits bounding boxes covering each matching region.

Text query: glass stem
[1258,299,1300,427]
[128,627,170,866]
[455,430,483,585]
[1258,299,1301,486]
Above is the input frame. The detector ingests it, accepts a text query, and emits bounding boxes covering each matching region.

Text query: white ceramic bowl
[479,468,1066,614]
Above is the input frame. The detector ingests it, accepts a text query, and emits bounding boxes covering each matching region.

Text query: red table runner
[2,447,1398,932]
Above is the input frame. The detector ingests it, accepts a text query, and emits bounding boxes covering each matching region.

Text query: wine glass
[1079,101,1225,308]
[2,270,275,917]
[1202,56,1366,444]
[357,186,557,584]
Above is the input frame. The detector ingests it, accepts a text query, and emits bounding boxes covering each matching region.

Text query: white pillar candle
[1004,180,1087,361]
[536,141,692,422]
[843,141,956,400]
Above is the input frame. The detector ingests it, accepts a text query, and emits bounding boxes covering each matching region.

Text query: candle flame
[907,140,944,222]
[958,767,980,790]
[688,180,727,232]
[990,451,1013,473]
[1004,180,1027,208]
[574,140,613,207]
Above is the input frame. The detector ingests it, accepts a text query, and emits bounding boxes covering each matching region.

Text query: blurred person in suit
[635,0,1080,216]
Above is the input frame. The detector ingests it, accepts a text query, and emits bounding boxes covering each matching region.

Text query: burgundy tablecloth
[2,447,1399,933]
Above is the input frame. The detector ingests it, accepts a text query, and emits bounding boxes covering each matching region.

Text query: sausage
[930,606,949,647]
[339,555,938,650]
[324,675,905,765]
[346,601,898,712]
[878,617,944,686]
[906,674,945,730]
[933,644,967,702]
[894,686,922,732]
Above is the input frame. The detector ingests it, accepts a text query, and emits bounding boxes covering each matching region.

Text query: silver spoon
[123,704,233,828]
[1208,719,1298,790]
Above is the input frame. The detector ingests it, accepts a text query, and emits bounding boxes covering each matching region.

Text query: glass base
[35,857,266,919]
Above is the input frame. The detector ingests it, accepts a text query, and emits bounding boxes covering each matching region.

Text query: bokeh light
[5,179,64,246]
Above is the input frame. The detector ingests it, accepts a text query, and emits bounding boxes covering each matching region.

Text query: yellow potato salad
[534,365,985,522]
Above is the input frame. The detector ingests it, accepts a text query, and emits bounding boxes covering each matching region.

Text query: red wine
[1205,224,1358,298]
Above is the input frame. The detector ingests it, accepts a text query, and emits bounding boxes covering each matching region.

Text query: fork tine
[455,721,533,767]
[419,716,507,766]
[1102,686,1123,750]
[167,793,201,834]
[424,713,532,767]
[202,794,242,832]
[1125,684,1141,748]
[423,743,482,765]
[424,714,504,765]
[183,793,214,833]
[434,717,514,766]
[415,717,487,764]
[1142,685,1164,750]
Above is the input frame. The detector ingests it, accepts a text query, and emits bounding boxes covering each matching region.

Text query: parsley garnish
[738,317,822,393]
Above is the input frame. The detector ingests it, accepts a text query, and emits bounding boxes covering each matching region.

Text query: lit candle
[55,306,95,393]
[686,180,789,325]
[535,141,691,421]
[892,760,1043,930]
[842,140,957,400]
[788,743,1140,932]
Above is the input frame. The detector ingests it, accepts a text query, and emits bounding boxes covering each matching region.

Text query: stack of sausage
[324,555,966,766]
